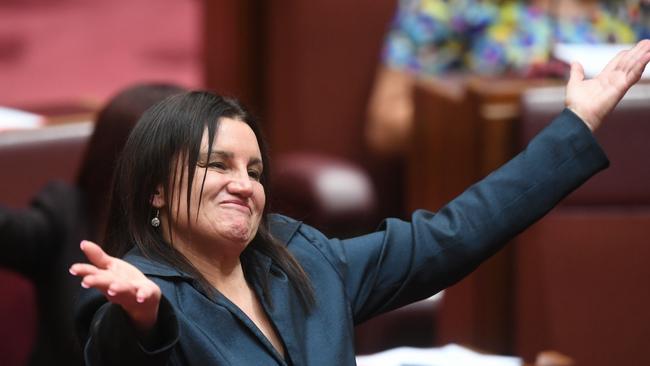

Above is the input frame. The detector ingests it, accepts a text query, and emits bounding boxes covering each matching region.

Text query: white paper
[553,43,650,79]
[0,106,45,131]
[356,344,522,366]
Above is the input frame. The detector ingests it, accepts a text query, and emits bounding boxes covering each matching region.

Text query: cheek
[168,179,206,229]
[254,185,266,215]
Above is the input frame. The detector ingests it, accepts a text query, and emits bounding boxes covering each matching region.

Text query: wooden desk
[408,76,560,212]
[0,101,95,209]
[407,76,561,354]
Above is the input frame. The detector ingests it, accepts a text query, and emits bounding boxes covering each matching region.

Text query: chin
[215,215,259,245]
[223,223,254,244]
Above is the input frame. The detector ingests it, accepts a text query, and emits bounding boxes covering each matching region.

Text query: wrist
[567,106,599,132]
[129,301,160,334]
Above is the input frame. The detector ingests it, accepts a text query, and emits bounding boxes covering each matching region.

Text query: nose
[227,170,254,197]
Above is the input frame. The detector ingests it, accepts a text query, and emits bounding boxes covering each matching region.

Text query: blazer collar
[124,248,192,279]
[267,213,301,245]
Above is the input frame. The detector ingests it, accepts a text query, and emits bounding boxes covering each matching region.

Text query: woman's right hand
[70,240,161,333]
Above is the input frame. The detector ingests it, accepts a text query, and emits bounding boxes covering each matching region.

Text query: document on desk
[553,43,650,79]
[0,106,45,131]
[356,344,522,366]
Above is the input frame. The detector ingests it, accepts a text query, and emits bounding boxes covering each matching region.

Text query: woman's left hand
[566,39,650,131]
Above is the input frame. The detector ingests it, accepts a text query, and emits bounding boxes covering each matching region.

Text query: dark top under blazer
[76,109,609,365]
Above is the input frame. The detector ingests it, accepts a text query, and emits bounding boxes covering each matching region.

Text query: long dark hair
[103,91,315,309]
[76,83,186,241]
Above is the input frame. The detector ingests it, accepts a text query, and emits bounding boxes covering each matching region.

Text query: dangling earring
[151,209,161,227]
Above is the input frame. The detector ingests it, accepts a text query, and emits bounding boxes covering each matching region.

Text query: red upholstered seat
[0,268,37,366]
[270,153,379,238]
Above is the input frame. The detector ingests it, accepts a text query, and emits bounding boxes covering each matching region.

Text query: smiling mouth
[220,201,251,213]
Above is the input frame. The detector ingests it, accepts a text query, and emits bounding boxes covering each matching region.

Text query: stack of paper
[553,43,650,79]
[356,344,522,366]
[0,106,45,132]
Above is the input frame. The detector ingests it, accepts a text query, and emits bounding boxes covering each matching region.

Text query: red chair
[0,269,37,366]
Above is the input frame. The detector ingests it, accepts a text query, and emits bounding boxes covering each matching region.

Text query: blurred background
[0,0,201,108]
[2,1,650,366]
[0,0,403,219]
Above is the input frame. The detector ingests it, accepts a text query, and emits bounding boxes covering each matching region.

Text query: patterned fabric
[383,0,650,75]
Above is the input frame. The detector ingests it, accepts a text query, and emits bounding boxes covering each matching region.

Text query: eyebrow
[205,150,263,166]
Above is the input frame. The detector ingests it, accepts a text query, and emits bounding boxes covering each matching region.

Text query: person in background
[71,41,649,365]
[0,82,185,366]
[366,0,650,154]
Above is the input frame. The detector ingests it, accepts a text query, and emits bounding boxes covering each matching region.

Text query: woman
[71,41,650,365]
[0,83,185,366]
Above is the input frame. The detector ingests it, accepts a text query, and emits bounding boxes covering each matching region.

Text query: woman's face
[162,117,266,253]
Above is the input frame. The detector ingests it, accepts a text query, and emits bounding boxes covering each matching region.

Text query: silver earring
[151,209,161,227]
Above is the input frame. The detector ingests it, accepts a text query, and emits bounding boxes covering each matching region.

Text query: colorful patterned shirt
[383,0,650,75]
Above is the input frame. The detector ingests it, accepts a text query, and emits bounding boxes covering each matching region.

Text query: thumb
[80,240,112,269]
[568,61,585,86]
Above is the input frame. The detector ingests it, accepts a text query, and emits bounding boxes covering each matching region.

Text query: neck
[175,238,257,312]
[174,236,246,284]
[162,224,248,290]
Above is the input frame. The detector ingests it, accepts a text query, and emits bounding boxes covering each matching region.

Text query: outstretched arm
[338,41,650,320]
[566,39,650,131]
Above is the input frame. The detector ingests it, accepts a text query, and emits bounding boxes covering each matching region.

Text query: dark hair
[76,83,186,241]
[104,91,315,309]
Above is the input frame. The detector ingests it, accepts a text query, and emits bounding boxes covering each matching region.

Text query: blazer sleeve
[330,109,609,323]
[76,288,180,366]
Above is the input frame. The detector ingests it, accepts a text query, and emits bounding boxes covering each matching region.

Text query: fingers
[607,40,650,83]
[136,284,159,304]
[625,39,650,66]
[80,240,113,269]
[70,240,162,325]
[81,270,119,291]
[625,39,650,79]
[568,62,585,87]
[81,271,158,304]
[69,263,99,277]
[105,279,151,299]
[600,49,625,75]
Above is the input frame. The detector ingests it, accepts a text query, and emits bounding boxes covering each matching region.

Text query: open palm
[566,40,650,131]
[70,240,161,332]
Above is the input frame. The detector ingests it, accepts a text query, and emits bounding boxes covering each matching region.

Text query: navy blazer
[76,109,608,365]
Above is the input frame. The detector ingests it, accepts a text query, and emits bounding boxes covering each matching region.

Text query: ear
[151,184,166,208]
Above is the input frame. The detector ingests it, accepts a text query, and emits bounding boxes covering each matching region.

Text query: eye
[207,161,227,170]
[248,169,262,181]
